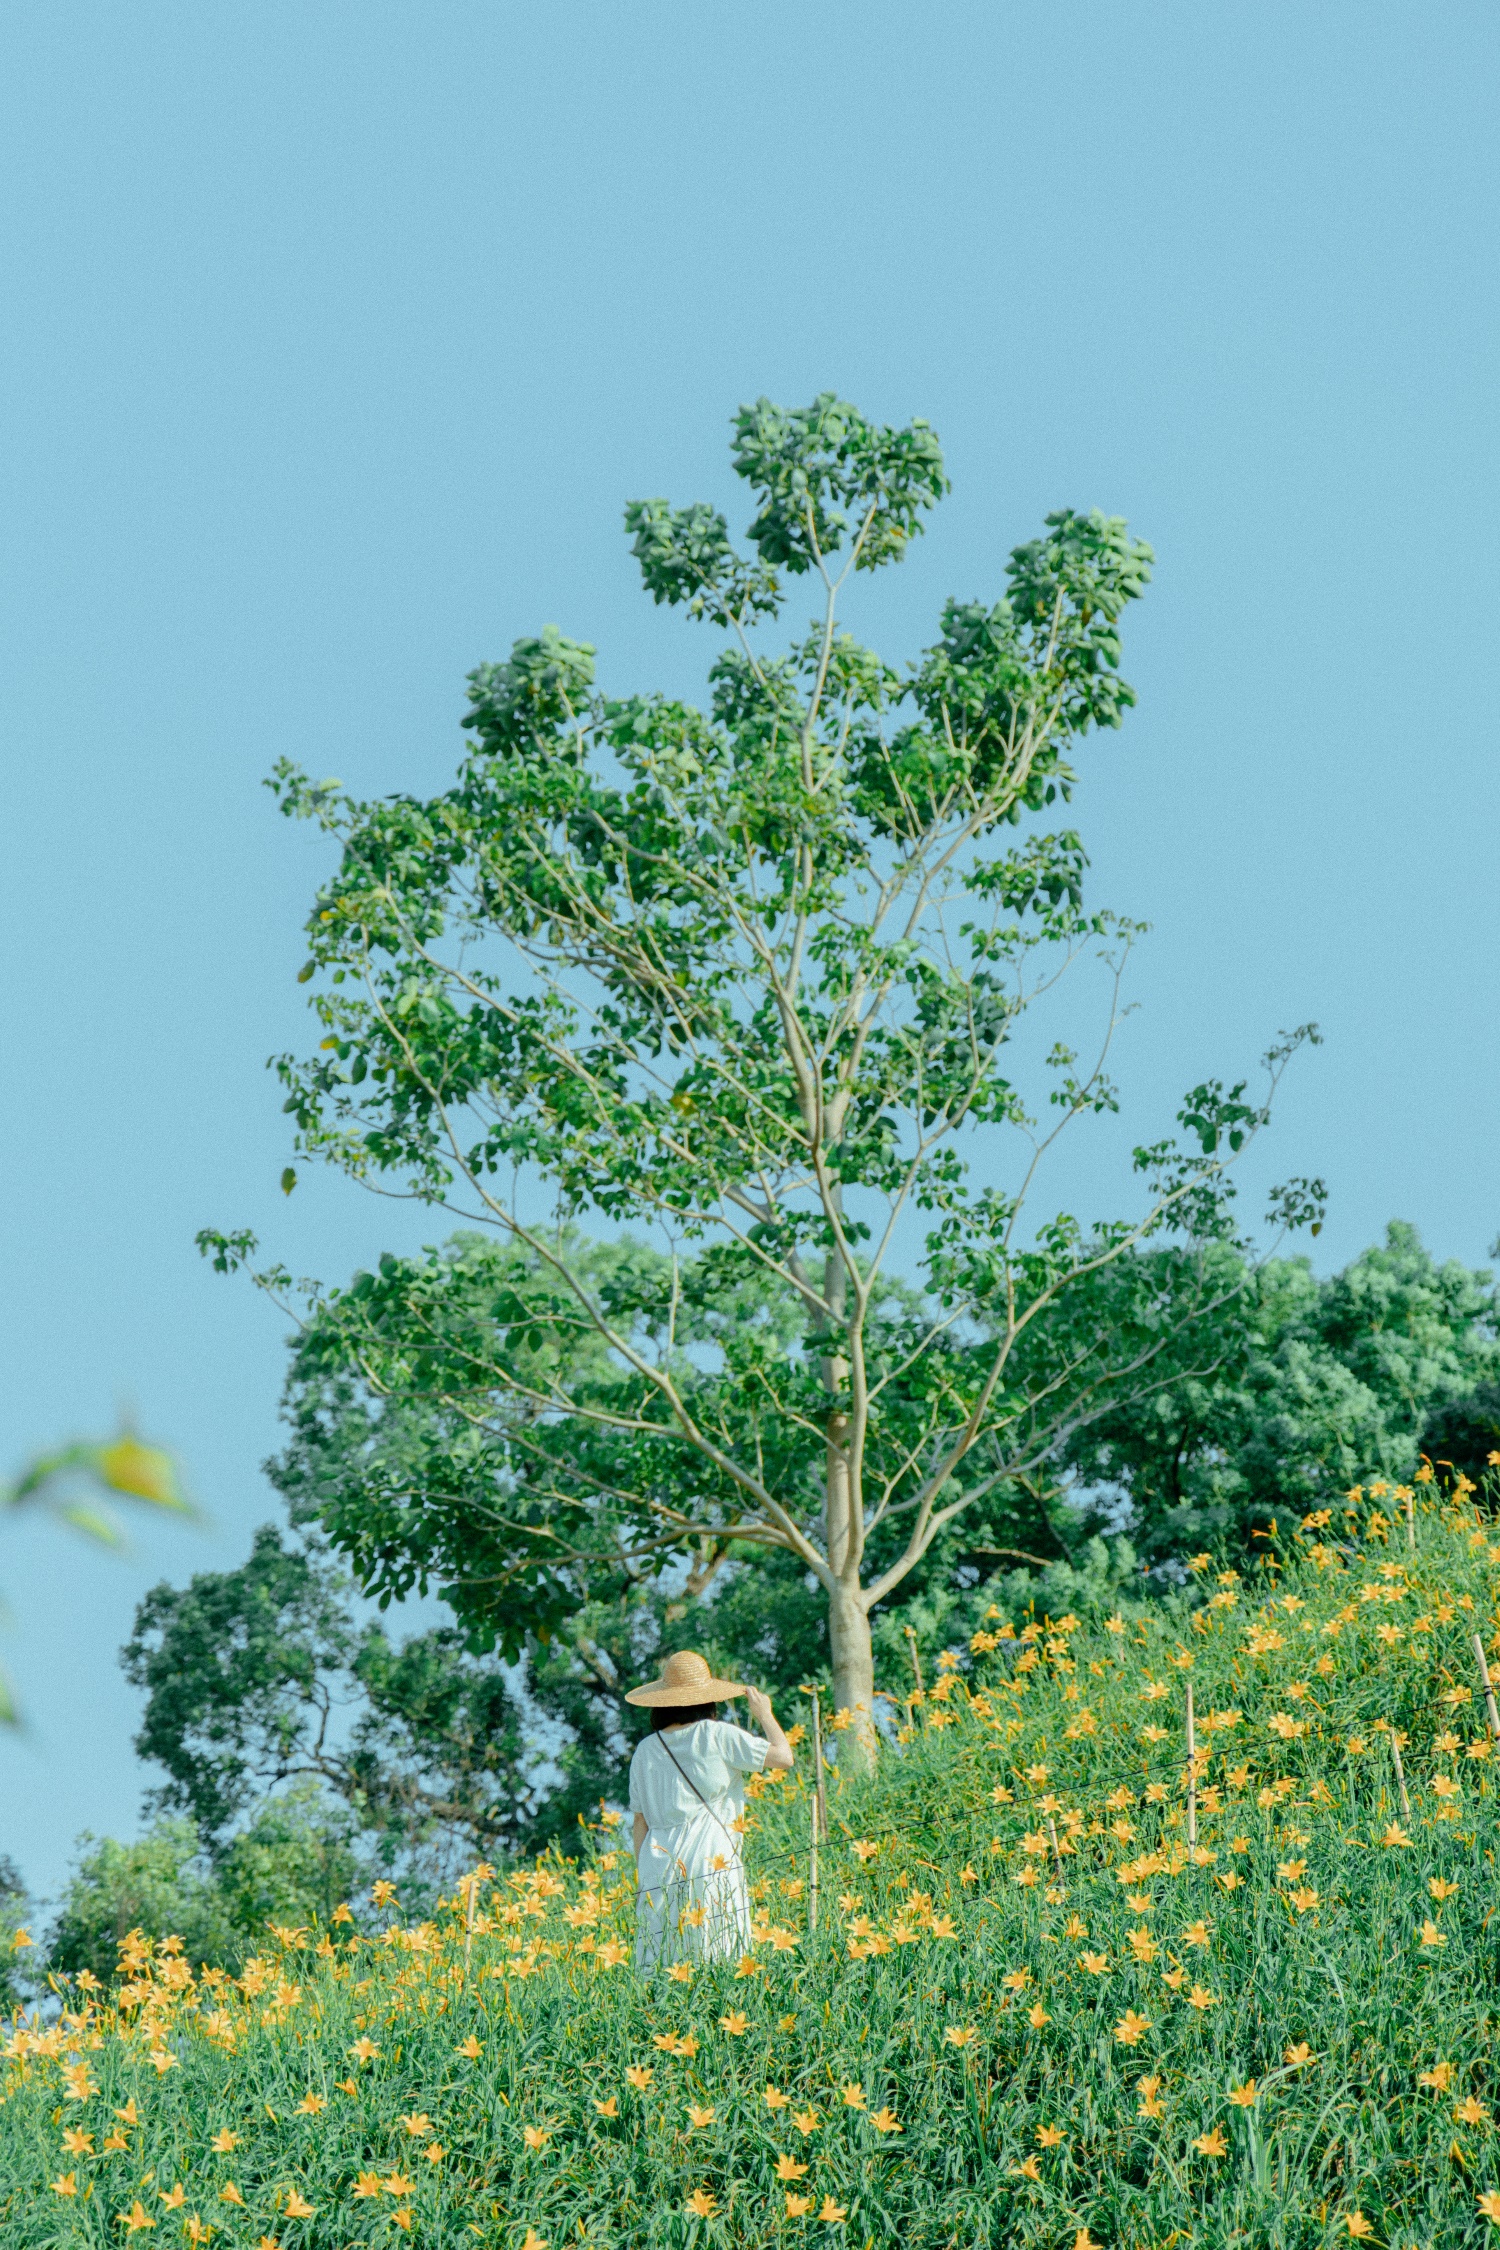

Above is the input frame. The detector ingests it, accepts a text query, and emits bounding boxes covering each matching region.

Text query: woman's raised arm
[744,1685,794,1771]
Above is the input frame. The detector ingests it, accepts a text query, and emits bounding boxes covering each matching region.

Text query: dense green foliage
[1068,1222,1500,1558]
[204,390,1323,1752]
[109,1224,1498,1889]
[121,1522,630,1875]
[9,1488,1500,2246]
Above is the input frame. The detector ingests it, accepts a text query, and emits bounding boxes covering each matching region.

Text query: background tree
[0,1856,32,2010]
[210,393,1322,1764]
[1419,1382,1500,1489]
[123,1523,630,1872]
[1063,1222,1500,1552]
[45,1797,361,1987]
[46,1822,241,1987]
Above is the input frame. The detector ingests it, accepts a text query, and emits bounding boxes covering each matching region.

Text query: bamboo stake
[1045,1814,1064,1891]
[462,1873,479,1977]
[1388,1729,1412,1821]
[1474,1634,1500,1741]
[1185,1683,1198,1849]
[901,1627,924,1739]
[1405,1488,1415,1552]
[809,1687,827,1934]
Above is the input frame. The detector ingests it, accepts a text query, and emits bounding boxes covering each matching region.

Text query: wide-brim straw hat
[625,1648,745,1708]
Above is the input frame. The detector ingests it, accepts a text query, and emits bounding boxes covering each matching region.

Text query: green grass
[6,1485,1500,2249]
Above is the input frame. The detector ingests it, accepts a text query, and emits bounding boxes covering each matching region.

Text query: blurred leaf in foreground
[0,1428,196,1720]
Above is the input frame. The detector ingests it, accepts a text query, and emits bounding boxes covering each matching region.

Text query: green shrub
[45,1822,238,1989]
[46,1789,361,1986]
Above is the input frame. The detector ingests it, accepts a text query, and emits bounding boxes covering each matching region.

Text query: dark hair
[651,1701,718,1731]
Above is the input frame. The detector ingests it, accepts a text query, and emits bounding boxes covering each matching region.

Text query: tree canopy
[206,392,1322,1762]
[122,1522,627,1871]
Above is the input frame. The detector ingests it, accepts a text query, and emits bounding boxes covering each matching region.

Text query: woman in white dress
[625,1648,794,1973]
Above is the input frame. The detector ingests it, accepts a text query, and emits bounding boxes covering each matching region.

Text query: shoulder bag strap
[654,1729,741,1854]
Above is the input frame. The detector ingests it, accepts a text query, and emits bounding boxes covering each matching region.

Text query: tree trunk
[827,1580,877,1773]
[822,1404,878,1771]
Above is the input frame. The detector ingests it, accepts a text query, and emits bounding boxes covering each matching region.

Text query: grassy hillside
[7,1482,1500,2248]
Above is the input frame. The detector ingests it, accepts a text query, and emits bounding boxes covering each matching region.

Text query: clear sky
[2,1,1497,1899]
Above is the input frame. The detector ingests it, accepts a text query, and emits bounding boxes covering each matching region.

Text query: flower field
[9,1485,1500,2247]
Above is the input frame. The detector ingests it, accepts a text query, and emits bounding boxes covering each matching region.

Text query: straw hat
[624,1648,745,1708]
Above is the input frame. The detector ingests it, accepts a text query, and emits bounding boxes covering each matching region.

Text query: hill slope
[6,1485,1500,2247]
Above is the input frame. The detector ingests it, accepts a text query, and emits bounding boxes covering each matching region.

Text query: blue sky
[2,1,1497,1898]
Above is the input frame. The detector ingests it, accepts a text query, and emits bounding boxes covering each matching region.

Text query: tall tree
[211,394,1321,1765]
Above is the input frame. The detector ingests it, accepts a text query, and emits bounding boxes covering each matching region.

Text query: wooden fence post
[809,1687,827,1934]
[1045,1814,1064,1891]
[1474,1635,1500,1741]
[1185,1683,1198,1850]
[462,1873,479,1977]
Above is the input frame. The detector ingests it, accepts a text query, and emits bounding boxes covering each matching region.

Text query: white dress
[628,1718,768,1972]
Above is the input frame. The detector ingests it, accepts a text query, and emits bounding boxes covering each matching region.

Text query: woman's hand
[744,1684,794,1770]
